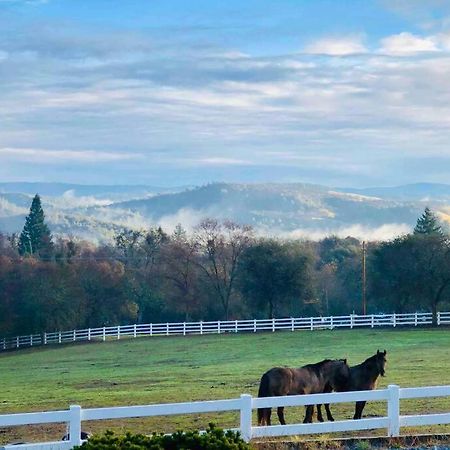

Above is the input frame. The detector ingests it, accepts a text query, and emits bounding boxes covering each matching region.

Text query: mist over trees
[1,199,450,337]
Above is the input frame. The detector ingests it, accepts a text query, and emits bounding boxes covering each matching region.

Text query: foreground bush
[75,424,253,450]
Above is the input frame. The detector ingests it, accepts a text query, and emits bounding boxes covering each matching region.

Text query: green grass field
[0,328,449,444]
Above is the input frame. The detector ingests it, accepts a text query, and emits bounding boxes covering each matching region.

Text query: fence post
[330,316,333,330]
[16,336,19,348]
[200,321,203,335]
[437,312,441,326]
[217,321,221,334]
[415,312,418,326]
[166,322,169,336]
[393,313,396,328]
[240,394,252,442]
[350,314,354,329]
[59,332,62,344]
[291,317,295,332]
[254,319,257,333]
[387,384,400,437]
[117,326,120,340]
[102,327,106,342]
[272,318,275,332]
[69,405,82,448]
[150,323,153,336]
[30,335,33,347]
[73,330,76,342]
[88,328,91,341]
[371,315,374,328]
[184,322,186,336]
[134,324,137,338]
[310,317,313,330]
[235,320,238,333]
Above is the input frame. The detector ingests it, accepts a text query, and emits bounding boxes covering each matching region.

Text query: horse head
[375,349,387,376]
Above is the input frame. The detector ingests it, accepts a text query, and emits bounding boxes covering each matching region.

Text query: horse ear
[377,349,380,354]
[343,358,347,365]
[383,350,387,355]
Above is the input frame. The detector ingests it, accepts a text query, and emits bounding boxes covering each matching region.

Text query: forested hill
[1,181,450,241]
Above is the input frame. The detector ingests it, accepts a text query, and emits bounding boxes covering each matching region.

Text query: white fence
[1,311,450,351]
[1,385,450,449]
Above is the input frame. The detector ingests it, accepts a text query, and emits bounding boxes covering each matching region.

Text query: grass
[0,328,449,444]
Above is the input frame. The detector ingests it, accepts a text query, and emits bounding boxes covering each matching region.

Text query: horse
[257,358,350,426]
[316,349,387,422]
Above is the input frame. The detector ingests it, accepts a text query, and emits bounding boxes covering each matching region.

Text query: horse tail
[257,372,270,425]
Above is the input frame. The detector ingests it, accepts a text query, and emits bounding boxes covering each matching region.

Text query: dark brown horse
[257,359,350,426]
[316,350,387,422]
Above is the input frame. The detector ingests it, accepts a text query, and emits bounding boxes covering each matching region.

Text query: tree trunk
[431,302,438,327]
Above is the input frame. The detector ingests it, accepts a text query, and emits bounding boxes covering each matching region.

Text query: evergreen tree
[413,207,444,236]
[18,194,53,257]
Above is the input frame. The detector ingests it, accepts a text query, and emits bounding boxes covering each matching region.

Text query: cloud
[3,17,450,186]
[304,36,367,55]
[0,147,143,163]
[279,223,412,241]
[379,32,439,55]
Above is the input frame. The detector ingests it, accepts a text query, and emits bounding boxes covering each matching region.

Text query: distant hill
[1,181,449,241]
[340,183,450,201]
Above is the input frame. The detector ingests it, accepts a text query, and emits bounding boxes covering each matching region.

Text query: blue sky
[1,0,450,187]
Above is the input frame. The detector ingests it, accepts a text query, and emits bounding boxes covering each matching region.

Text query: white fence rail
[1,311,450,351]
[1,385,450,449]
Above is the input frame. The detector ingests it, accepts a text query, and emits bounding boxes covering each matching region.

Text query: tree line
[0,195,449,337]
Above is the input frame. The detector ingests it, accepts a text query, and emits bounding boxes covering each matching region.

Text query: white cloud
[304,36,367,56]
[197,157,254,166]
[0,147,143,163]
[379,32,439,55]
[278,223,411,241]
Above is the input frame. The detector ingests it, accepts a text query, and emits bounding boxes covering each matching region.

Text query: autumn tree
[238,239,314,318]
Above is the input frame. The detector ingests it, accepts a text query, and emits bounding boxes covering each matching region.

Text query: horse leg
[267,408,272,426]
[353,401,366,420]
[316,404,324,422]
[303,405,314,423]
[277,407,286,425]
[325,403,335,421]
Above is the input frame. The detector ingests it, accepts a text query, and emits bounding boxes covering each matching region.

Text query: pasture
[0,328,449,444]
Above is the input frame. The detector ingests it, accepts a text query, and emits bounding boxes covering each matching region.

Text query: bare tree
[195,219,253,319]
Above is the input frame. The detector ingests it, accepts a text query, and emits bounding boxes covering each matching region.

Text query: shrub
[75,423,253,450]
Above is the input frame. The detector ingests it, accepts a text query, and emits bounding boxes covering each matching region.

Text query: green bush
[75,424,253,450]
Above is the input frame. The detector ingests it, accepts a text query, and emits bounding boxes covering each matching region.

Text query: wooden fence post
[240,394,252,442]
[388,384,400,437]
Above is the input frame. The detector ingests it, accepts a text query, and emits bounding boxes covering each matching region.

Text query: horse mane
[302,359,333,375]
[362,353,379,365]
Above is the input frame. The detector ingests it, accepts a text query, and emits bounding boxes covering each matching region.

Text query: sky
[1,0,450,187]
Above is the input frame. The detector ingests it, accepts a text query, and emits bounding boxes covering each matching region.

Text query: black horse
[257,358,350,425]
[316,349,387,422]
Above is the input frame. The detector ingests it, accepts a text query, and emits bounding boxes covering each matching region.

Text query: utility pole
[362,240,366,315]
